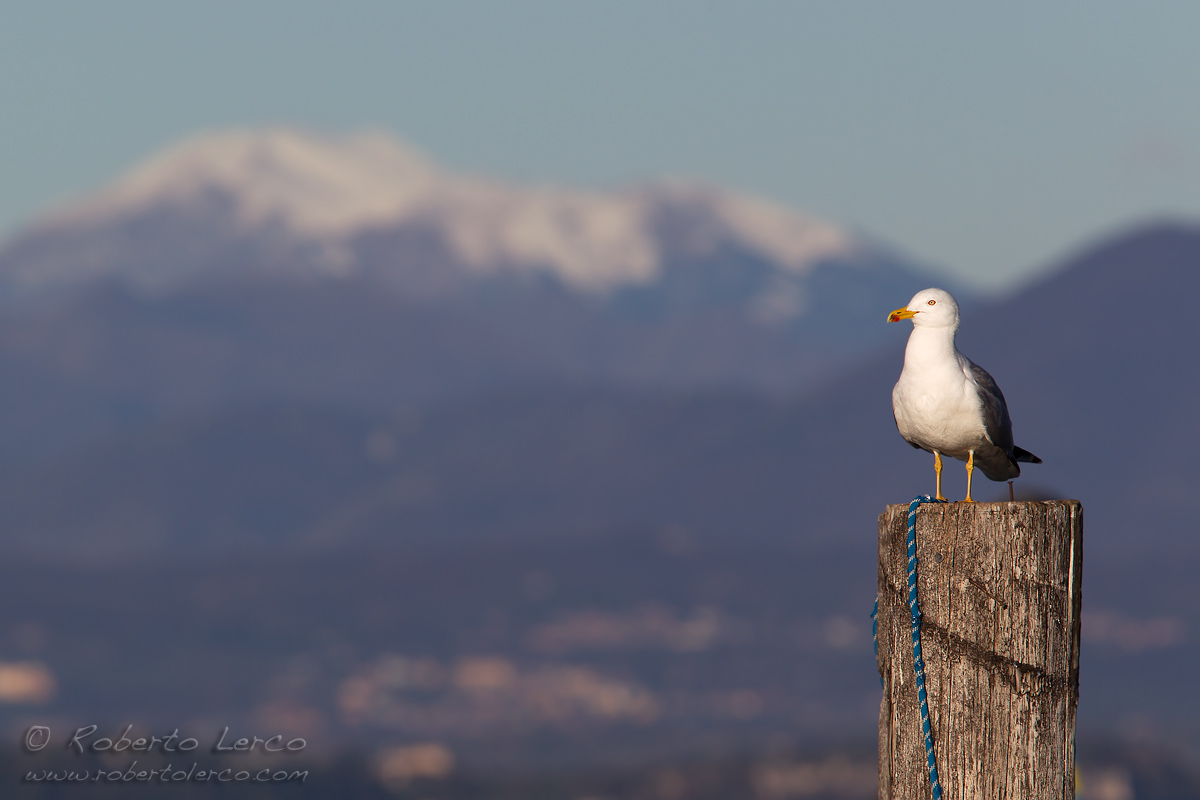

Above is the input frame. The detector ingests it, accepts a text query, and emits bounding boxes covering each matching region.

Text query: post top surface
[883,499,1082,514]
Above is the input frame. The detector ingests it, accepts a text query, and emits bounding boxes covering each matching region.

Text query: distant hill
[2,221,1197,559]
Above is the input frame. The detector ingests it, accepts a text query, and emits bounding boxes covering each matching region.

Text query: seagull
[887,288,1040,502]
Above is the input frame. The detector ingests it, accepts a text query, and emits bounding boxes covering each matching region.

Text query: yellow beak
[887,307,917,322]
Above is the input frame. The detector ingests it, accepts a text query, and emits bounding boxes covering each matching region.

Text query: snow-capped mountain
[0,129,953,461]
[3,128,880,302]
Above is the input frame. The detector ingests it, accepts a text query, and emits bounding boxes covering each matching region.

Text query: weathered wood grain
[876,501,1083,800]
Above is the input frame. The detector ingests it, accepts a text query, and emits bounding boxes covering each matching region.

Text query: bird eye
[927,300,936,305]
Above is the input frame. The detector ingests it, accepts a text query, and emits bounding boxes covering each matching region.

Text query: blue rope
[907,496,946,799]
[874,495,947,799]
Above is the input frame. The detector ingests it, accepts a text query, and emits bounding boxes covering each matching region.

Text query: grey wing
[966,360,1015,453]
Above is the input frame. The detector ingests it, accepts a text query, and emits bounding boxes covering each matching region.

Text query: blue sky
[2,2,1198,290]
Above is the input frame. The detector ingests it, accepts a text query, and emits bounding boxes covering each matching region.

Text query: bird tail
[1013,446,1042,464]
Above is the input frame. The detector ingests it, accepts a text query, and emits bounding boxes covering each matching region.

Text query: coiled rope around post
[873,495,946,799]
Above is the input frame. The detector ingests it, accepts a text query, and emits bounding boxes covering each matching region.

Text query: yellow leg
[933,451,946,501]
[964,451,976,502]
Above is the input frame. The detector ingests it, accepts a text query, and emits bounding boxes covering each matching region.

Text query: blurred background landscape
[3,4,1200,798]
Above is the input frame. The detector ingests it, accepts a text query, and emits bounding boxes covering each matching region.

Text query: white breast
[892,355,987,458]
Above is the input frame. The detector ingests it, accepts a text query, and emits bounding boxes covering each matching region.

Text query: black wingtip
[1013,446,1042,464]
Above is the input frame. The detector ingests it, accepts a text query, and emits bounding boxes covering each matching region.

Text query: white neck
[904,325,959,369]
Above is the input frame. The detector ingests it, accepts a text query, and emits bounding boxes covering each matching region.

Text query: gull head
[887,288,960,329]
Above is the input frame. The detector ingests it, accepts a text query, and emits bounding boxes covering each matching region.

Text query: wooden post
[876,501,1083,799]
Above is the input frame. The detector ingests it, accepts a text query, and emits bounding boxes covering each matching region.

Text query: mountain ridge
[1,128,890,302]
